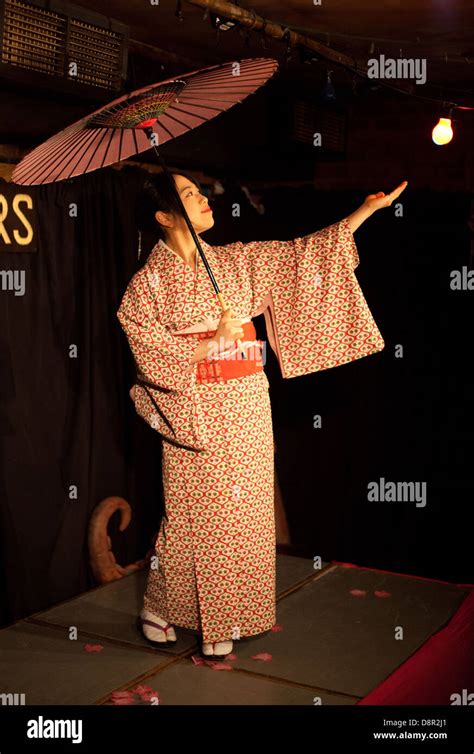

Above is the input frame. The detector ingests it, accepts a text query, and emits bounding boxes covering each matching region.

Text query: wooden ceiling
[84,0,474,90]
[1,0,473,158]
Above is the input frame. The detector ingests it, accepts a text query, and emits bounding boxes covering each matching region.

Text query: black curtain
[1,169,472,628]
[0,166,164,626]
[206,183,474,584]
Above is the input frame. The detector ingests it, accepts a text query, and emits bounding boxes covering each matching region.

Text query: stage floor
[0,555,469,705]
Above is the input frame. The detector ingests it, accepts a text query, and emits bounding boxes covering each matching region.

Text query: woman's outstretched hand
[345,181,408,232]
[363,181,408,213]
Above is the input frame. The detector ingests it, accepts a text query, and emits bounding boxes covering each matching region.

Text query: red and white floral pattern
[116,219,384,642]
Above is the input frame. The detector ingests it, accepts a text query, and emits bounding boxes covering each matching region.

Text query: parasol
[12,57,279,358]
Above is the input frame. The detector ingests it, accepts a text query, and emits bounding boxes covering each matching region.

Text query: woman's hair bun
[134,170,202,240]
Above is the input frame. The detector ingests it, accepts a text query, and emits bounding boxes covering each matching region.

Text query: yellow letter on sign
[13,194,34,245]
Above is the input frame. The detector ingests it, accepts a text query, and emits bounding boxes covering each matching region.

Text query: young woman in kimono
[117,172,407,660]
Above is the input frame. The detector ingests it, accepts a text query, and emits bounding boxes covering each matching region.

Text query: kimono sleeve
[239,217,384,378]
[116,272,210,451]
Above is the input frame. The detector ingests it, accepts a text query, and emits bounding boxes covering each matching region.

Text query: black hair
[134,170,202,242]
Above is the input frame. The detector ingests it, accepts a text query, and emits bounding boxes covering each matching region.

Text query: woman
[117,171,407,660]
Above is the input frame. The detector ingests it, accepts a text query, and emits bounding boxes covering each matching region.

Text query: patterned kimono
[116,218,384,643]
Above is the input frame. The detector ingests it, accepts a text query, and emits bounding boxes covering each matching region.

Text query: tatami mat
[0,557,466,705]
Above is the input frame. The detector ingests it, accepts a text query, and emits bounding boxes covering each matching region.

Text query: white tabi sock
[202,640,233,656]
[140,608,177,642]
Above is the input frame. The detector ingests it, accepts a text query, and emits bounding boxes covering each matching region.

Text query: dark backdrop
[0,166,163,627]
[0,165,472,627]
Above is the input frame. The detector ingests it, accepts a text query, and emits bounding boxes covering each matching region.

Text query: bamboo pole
[185,0,362,69]
[185,0,420,97]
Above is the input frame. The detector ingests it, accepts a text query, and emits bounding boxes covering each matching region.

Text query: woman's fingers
[220,307,245,340]
[366,181,408,208]
[388,180,408,202]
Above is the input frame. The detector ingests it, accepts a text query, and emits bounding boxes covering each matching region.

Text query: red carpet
[332,561,474,705]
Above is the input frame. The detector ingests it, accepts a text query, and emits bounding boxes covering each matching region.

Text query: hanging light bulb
[432,114,454,145]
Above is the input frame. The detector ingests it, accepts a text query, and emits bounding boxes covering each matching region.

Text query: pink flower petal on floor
[374,590,391,598]
[251,652,272,661]
[84,643,104,652]
[131,684,154,697]
[111,691,135,700]
[227,653,238,661]
[191,655,206,666]
[110,696,135,705]
[140,690,161,703]
[206,661,233,671]
[349,589,367,597]
[271,624,284,632]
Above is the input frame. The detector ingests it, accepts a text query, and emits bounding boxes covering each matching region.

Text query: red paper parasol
[12,57,279,357]
[12,58,278,185]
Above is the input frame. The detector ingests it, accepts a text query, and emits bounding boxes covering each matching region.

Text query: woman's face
[156,173,214,235]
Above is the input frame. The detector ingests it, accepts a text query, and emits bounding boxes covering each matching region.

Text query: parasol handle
[215,291,247,359]
[144,126,247,360]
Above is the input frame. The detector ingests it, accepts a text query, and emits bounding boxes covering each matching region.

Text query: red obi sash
[181,320,264,384]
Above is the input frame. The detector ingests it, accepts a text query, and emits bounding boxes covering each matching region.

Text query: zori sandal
[138,610,177,644]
